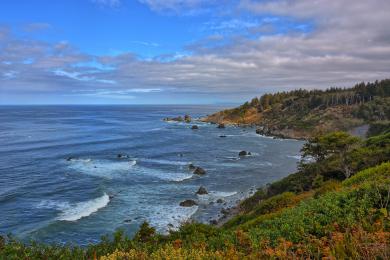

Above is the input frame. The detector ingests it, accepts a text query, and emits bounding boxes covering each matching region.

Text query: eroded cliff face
[202,105,365,140]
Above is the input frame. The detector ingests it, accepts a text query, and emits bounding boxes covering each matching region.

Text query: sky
[0,0,389,105]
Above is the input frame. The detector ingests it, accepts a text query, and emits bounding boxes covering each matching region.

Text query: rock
[164,116,183,122]
[179,199,198,207]
[196,186,208,195]
[66,157,74,161]
[188,163,196,170]
[217,123,225,129]
[191,125,199,130]
[193,167,206,175]
[210,220,218,225]
[124,219,132,223]
[221,208,229,215]
[184,115,191,123]
[238,150,248,156]
[216,199,224,203]
[117,154,128,159]
[248,152,252,155]
[167,223,174,228]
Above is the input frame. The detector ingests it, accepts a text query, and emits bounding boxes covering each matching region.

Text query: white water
[58,193,110,221]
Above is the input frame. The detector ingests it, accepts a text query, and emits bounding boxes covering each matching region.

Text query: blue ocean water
[0,105,303,245]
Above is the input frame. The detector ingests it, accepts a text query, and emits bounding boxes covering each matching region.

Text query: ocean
[0,105,303,245]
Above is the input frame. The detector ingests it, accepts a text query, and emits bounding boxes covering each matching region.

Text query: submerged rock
[196,186,208,195]
[219,135,227,138]
[191,125,199,130]
[193,167,206,175]
[179,199,198,207]
[66,157,74,161]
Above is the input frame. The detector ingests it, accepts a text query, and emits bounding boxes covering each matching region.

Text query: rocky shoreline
[163,113,294,228]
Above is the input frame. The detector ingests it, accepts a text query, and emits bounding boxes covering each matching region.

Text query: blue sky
[0,0,389,104]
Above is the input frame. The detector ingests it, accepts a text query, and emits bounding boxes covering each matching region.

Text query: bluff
[203,79,390,139]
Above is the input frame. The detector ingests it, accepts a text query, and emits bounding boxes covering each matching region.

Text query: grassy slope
[1,132,389,259]
[203,81,390,139]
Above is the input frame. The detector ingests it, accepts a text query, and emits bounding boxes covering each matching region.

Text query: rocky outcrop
[239,151,251,156]
[164,116,183,122]
[179,199,198,207]
[163,114,192,123]
[184,114,191,123]
[188,163,196,171]
[191,125,199,130]
[193,167,206,175]
[196,186,208,195]
[117,154,129,159]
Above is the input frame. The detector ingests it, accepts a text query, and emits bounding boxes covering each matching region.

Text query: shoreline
[164,115,304,229]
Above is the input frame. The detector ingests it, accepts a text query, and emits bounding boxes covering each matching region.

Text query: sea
[0,105,304,245]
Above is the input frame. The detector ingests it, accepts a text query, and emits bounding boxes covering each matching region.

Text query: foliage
[205,79,390,138]
[367,120,390,137]
[1,131,389,259]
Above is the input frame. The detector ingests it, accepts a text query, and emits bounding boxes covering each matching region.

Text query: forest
[204,79,390,139]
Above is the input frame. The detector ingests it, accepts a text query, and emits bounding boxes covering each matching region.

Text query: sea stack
[196,186,208,195]
[179,199,198,207]
[193,167,206,175]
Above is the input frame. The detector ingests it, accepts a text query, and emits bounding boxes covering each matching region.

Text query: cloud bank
[1,0,390,103]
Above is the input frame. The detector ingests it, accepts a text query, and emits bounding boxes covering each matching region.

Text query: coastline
[178,116,305,228]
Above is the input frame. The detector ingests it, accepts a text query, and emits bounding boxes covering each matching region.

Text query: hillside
[1,129,389,259]
[203,80,390,139]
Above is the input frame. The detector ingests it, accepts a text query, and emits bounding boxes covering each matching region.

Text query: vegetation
[204,79,390,139]
[1,129,389,259]
[1,81,390,259]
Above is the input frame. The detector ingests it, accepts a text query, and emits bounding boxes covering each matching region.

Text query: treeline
[243,79,390,113]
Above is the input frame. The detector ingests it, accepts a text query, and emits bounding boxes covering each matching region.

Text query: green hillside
[203,80,390,139]
[1,130,389,259]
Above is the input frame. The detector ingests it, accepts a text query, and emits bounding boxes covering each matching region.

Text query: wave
[287,155,301,160]
[141,158,189,166]
[197,190,238,202]
[58,193,110,221]
[37,193,110,222]
[147,204,198,233]
[134,166,193,182]
[67,158,136,178]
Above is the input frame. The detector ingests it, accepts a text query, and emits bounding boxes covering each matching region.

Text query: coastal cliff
[203,80,390,139]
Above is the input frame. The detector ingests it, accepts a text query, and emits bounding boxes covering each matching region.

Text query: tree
[300,132,361,178]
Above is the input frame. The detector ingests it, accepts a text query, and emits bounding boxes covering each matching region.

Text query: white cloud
[1,0,390,103]
[91,0,121,8]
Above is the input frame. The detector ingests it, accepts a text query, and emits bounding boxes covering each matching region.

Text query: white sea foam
[197,191,238,203]
[67,159,136,178]
[58,193,110,221]
[134,166,193,182]
[287,155,301,160]
[148,204,198,233]
[37,193,110,222]
[142,158,189,166]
